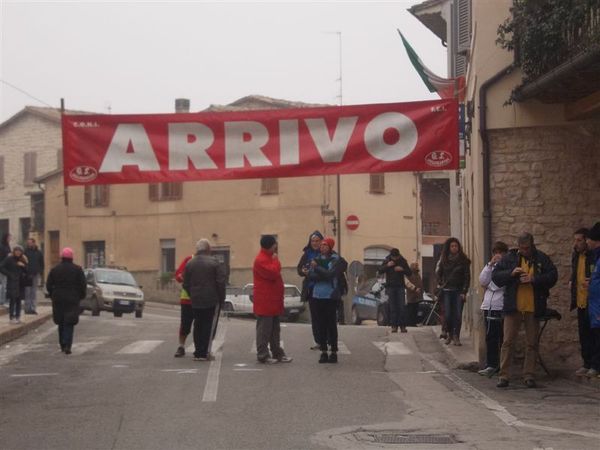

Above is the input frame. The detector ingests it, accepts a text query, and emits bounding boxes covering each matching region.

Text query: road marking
[422,355,600,439]
[11,373,58,377]
[112,365,129,368]
[250,340,284,353]
[71,340,105,355]
[373,341,412,355]
[337,341,351,354]
[202,325,226,402]
[234,368,263,372]
[162,368,199,374]
[116,340,164,354]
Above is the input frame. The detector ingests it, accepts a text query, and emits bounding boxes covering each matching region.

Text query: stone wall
[488,121,600,370]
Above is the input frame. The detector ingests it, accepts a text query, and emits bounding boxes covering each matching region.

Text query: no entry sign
[346,215,360,231]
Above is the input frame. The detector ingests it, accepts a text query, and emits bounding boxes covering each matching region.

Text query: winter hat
[260,235,277,249]
[61,247,74,259]
[390,248,400,257]
[12,245,24,253]
[589,222,600,241]
[322,236,335,250]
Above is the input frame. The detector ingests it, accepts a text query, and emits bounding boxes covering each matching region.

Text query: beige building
[412,0,600,370]
[34,95,454,312]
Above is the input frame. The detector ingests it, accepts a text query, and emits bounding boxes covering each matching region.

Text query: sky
[0,0,447,121]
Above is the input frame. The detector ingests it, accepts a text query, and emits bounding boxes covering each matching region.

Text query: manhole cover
[370,433,457,445]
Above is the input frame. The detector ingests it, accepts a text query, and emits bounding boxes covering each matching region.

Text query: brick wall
[488,122,600,369]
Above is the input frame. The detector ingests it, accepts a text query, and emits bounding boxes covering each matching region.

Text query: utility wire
[0,79,55,109]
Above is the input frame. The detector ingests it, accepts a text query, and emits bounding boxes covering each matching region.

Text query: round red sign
[346,214,360,231]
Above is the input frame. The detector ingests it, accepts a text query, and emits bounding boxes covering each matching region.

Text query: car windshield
[95,269,137,287]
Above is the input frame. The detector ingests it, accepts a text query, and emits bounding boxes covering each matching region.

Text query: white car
[81,267,145,318]
[224,283,305,321]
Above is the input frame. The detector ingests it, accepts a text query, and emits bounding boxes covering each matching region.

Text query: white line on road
[373,341,412,355]
[71,340,105,355]
[116,340,164,354]
[234,368,263,372]
[337,341,351,354]
[422,355,600,439]
[161,368,199,374]
[10,373,58,377]
[202,325,226,402]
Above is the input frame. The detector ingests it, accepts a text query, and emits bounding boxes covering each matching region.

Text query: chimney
[175,98,190,113]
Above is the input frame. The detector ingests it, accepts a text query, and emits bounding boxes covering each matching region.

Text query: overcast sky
[0,1,447,121]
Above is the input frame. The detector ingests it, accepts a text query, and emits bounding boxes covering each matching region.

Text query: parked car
[223,283,305,322]
[80,267,145,318]
[351,278,437,326]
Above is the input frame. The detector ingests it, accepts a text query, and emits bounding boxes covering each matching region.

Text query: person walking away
[45,247,87,354]
[584,223,600,379]
[173,252,194,357]
[378,248,412,333]
[493,232,558,388]
[478,241,508,377]
[405,262,424,326]
[253,235,292,364]
[0,245,28,324]
[0,233,11,307]
[569,228,596,376]
[24,238,44,314]
[183,239,226,361]
[297,231,323,350]
[436,238,471,346]
[308,237,343,363]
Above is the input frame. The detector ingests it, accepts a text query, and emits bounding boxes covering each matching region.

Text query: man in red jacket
[253,235,293,364]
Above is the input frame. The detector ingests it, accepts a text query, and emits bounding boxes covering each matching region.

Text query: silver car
[81,268,145,318]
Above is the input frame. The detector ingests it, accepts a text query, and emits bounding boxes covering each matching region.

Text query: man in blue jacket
[492,232,557,388]
[585,222,600,379]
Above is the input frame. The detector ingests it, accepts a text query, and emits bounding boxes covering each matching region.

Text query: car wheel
[91,297,100,316]
[351,306,362,325]
[287,313,299,323]
[114,312,123,317]
[222,302,234,312]
[376,306,386,326]
[135,310,143,318]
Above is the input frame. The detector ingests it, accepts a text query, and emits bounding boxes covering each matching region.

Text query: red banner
[62,99,458,186]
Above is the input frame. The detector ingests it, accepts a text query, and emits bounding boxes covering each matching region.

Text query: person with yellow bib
[492,232,558,388]
[173,253,194,357]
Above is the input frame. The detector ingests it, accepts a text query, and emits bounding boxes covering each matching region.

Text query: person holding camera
[378,248,412,333]
[297,230,324,350]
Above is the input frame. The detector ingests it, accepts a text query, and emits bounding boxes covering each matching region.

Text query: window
[149,182,182,201]
[48,230,60,268]
[421,178,451,236]
[84,185,110,208]
[0,219,9,238]
[84,241,105,267]
[260,178,279,195]
[19,218,31,243]
[369,173,385,194]
[24,152,37,185]
[0,155,4,189]
[160,239,176,274]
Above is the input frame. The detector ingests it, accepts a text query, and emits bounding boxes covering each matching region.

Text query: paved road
[0,305,598,450]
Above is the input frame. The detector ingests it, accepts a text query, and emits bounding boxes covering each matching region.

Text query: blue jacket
[308,253,343,300]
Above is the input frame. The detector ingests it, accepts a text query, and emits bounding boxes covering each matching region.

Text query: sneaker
[496,378,509,388]
[257,357,278,364]
[524,379,537,388]
[64,346,72,355]
[319,352,329,364]
[478,367,497,377]
[174,346,185,358]
[439,332,448,340]
[444,336,453,345]
[575,367,588,377]
[193,355,208,361]
[585,368,599,378]
[328,352,338,363]
[278,356,293,363]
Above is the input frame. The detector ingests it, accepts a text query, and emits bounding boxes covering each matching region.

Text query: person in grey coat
[183,239,226,361]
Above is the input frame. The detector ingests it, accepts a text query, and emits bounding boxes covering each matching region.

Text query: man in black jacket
[570,228,596,377]
[24,238,44,314]
[492,232,558,388]
[378,248,412,333]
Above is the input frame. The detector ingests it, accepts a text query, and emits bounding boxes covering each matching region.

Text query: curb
[430,325,480,371]
[0,312,53,346]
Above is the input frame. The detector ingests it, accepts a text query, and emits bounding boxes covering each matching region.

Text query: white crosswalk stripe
[337,341,351,355]
[71,340,105,355]
[372,341,412,355]
[116,340,164,354]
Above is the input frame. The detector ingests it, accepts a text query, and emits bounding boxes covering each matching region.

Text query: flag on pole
[398,30,465,101]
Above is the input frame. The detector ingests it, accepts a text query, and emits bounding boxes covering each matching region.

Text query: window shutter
[101,185,110,207]
[172,182,182,199]
[369,173,385,194]
[84,186,92,207]
[149,183,158,201]
[261,178,279,195]
[24,152,37,185]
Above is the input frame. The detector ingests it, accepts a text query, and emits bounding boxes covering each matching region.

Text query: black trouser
[590,328,600,371]
[336,298,345,325]
[179,303,194,338]
[58,324,74,350]
[406,302,420,326]
[387,287,406,328]
[315,299,338,353]
[192,306,216,358]
[308,297,320,344]
[577,307,594,369]
[483,310,503,369]
[8,292,21,319]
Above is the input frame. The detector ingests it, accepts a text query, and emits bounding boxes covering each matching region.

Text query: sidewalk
[0,304,53,346]
[430,324,480,371]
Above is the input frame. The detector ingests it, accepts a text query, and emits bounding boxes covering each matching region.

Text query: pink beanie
[61,247,74,259]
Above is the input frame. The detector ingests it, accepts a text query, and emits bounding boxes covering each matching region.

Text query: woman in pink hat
[46,247,87,354]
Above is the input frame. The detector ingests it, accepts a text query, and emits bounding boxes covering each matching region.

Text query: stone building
[411,0,600,370]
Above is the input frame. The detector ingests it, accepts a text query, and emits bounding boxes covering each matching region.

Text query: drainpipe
[479,65,513,264]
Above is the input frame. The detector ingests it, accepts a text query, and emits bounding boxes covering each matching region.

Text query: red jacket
[175,255,193,304]
[252,249,284,316]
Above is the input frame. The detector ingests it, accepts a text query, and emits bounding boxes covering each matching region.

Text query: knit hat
[322,236,335,250]
[589,222,600,241]
[12,245,24,253]
[61,247,74,259]
[390,248,400,257]
[260,235,277,249]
